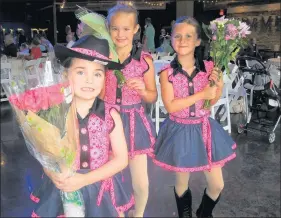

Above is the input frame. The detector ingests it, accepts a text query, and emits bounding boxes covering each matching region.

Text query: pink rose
[225,35,231,41]
[33,87,49,110]
[47,83,64,107]
[9,94,24,110]
[212,35,217,41]
[22,90,41,112]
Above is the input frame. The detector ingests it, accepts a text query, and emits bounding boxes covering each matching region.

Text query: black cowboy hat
[54,35,121,69]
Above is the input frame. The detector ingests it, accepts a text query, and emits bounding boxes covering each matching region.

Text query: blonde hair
[107,3,139,25]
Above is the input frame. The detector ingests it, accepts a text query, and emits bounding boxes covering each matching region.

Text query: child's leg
[118,212,124,217]
[204,167,224,200]
[175,172,192,218]
[175,172,190,196]
[196,167,224,218]
[128,154,149,217]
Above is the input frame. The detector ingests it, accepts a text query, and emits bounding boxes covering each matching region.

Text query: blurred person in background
[0,25,4,52]
[18,30,27,47]
[143,18,155,53]
[40,34,54,52]
[18,43,30,56]
[66,34,75,48]
[4,34,17,57]
[24,37,42,60]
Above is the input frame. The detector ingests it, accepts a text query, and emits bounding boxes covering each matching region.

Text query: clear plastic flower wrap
[2,58,85,217]
[75,6,126,86]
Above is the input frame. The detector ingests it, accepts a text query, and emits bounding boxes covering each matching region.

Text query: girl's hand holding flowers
[201,85,217,100]
[209,68,223,89]
[59,173,88,192]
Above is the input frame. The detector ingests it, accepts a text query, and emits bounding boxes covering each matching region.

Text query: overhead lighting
[60,0,66,9]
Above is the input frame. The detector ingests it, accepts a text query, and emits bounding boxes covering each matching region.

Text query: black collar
[121,44,142,69]
[77,97,105,122]
[170,56,206,81]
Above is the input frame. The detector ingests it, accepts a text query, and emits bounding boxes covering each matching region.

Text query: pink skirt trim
[30,193,40,203]
[128,148,154,159]
[153,149,236,173]
[116,195,135,216]
[97,177,135,214]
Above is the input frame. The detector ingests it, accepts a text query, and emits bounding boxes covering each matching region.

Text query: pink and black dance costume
[104,45,156,158]
[153,57,236,218]
[30,98,134,217]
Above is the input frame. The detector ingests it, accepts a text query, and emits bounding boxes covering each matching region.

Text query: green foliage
[114,70,126,86]
[60,147,75,168]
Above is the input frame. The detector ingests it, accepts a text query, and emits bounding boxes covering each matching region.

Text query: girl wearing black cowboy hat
[30,35,134,217]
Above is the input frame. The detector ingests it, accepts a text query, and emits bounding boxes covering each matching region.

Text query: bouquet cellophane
[2,58,85,217]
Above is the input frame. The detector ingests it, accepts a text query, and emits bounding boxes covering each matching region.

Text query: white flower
[238,21,251,37]
[212,16,229,26]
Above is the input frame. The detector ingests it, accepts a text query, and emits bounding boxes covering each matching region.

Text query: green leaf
[202,23,212,39]
[11,81,16,87]
[114,70,126,86]
[230,47,240,61]
[215,51,223,58]
[65,152,75,167]
[224,57,230,75]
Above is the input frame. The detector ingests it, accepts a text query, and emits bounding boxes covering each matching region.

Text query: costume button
[189,82,193,87]
[81,128,87,134]
[190,112,195,116]
[116,98,121,103]
[82,162,88,168]
[82,145,88,151]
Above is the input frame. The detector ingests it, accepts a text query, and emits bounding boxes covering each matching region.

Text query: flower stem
[202,71,221,110]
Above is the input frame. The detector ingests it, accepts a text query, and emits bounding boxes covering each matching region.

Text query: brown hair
[32,37,41,46]
[107,3,139,25]
[172,16,201,39]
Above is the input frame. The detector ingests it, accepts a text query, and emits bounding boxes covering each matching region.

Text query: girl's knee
[209,181,224,193]
[216,182,224,193]
[132,179,149,194]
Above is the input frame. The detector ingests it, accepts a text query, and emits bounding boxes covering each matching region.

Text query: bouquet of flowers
[75,6,126,86]
[202,16,251,109]
[2,59,85,217]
